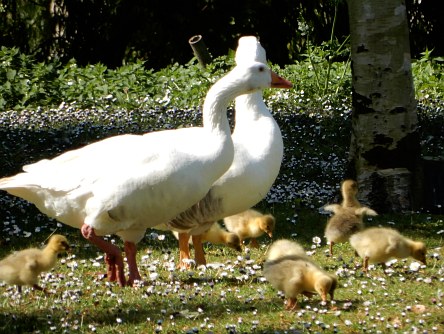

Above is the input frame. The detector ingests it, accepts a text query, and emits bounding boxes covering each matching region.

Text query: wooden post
[189,35,212,68]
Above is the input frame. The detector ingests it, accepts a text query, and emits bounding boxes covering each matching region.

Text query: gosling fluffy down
[263,239,337,310]
[223,209,275,247]
[0,234,69,292]
[349,227,427,272]
[264,239,306,261]
[323,205,377,255]
[339,179,361,208]
[172,222,242,252]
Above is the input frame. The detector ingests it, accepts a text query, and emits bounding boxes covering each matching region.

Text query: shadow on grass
[0,312,56,333]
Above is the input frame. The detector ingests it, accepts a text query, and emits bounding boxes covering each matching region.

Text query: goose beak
[270,71,293,89]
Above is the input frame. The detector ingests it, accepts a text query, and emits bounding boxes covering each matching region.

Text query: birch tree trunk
[346,0,423,212]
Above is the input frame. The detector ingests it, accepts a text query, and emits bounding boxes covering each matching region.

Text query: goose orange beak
[271,71,293,89]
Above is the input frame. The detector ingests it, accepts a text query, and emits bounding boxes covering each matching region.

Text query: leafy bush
[412,48,444,102]
[0,47,60,109]
[1,46,443,113]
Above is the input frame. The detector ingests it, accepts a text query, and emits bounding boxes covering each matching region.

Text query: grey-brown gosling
[223,209,275,248]
[0,234,70,293]
[263,239,337,311]
[324,205,377,256]
[349,227,427,272]
[323,179,377,255]
[339,179,361,208]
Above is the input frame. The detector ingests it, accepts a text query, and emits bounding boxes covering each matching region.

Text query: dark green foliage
[1,0,441,69]
[0,47,60,109]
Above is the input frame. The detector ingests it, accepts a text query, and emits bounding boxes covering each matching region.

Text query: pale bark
[346,0,423,212]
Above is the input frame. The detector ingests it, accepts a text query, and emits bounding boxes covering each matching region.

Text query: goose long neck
[203,75,247,133]
[234,91,268,122]
[235,91,265,108]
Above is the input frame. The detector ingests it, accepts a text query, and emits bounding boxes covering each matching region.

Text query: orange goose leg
[192,235,206,266]
[178,232,192,269]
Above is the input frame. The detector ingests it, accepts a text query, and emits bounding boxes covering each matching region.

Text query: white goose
[0,60,292,286]
[157,36,288,267]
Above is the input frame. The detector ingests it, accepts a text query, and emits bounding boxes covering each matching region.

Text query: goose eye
[258,65,265,72]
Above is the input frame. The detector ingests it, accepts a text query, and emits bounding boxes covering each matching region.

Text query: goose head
[205,61,292,110]
[230,61,292,93]
[235,36,267,65]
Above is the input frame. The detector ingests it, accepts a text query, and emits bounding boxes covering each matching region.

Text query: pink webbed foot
[81,224,126,287]
[105,253,118,282]
[124,241,142,286]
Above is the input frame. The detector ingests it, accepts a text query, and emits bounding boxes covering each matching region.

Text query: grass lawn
[1,203,443,333]
[0,45,443,333]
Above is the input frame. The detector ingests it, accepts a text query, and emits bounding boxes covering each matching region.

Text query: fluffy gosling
[349,227,427,272]
[323,179,377,256]
[172,222,242,252]
[339,179,361,208]
[223,208,275,248]
[0,234,70,293]
[263,239,337,310]
[324,206,377,256]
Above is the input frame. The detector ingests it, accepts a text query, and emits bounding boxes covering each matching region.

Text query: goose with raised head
[339,179,361,208]
[323,180,377,256]
[157,36,290,267]
[0,60,292,286]
[324,205,377,256]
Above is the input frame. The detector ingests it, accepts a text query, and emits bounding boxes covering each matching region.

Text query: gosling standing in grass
[172,222,242,252]
[263,239,337,311]
[223,209,275,248]
[0,234,70,292]
[324,179,377,255]
[349,227,427,272]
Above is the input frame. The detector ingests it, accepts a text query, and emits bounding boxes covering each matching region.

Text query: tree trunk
[346,0,423,212]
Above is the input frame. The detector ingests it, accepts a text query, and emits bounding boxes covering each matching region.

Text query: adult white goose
[0,60,292,286]
[157,36,288,267]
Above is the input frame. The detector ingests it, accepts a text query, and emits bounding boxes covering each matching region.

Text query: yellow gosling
[0,234,70,293]
[223,209,275,248]
[349,227,427,272]
[263,239,337,310]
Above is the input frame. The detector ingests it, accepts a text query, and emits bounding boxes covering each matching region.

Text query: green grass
[0,45,443,333]
[1,204,443,333]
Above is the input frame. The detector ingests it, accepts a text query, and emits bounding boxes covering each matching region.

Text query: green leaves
[0,46,442,114]
[0,48,226,111]
[412,49,444,102]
